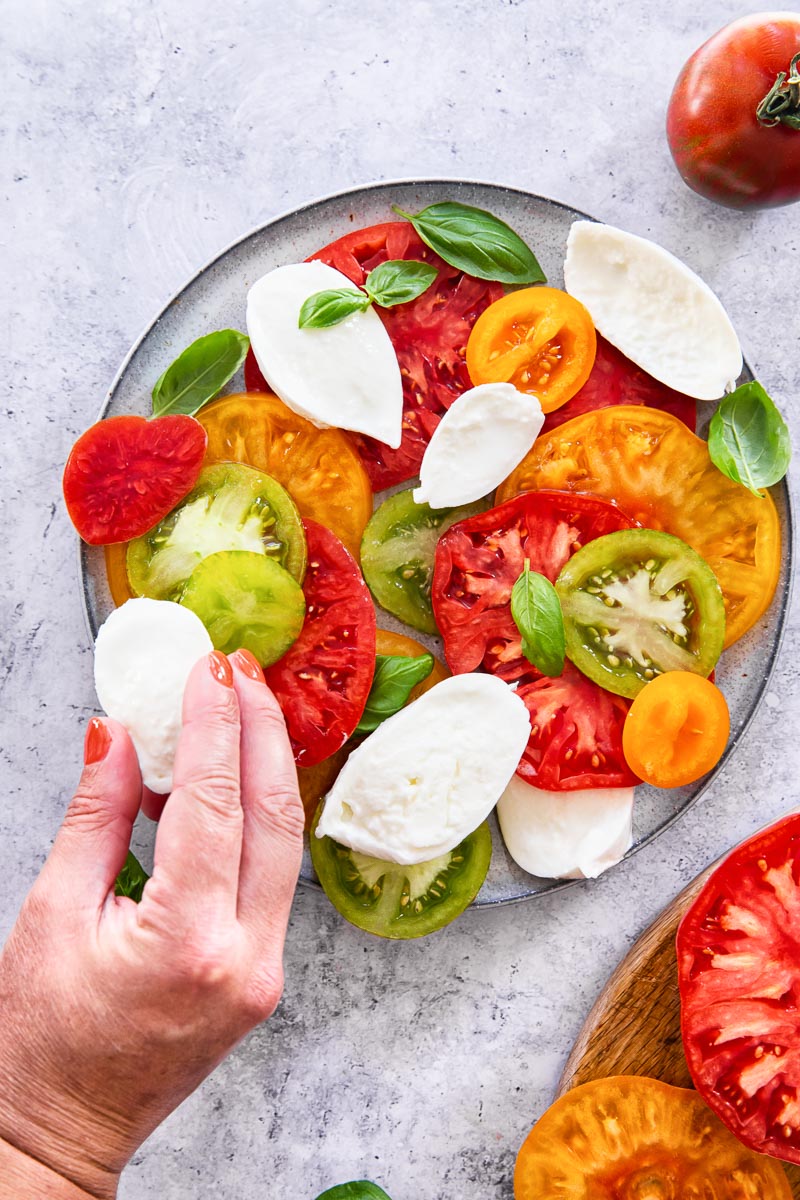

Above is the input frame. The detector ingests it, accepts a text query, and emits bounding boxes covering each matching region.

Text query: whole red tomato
[667,14,800,208]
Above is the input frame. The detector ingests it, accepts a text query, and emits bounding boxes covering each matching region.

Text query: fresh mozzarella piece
[563,221,742,401]
[94,598,212,794]
[316,673,531,865]
[497,774,634,880]
[246,261,403,446]
[413,383,544,508]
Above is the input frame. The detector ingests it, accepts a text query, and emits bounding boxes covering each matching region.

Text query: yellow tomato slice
[199,391,372,559]
[498,405,781,648]
[466,287,596,413]
[515,1076,792,1200]
[623,672,730,788]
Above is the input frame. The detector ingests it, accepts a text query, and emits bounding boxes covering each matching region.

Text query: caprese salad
[65,198,790,939]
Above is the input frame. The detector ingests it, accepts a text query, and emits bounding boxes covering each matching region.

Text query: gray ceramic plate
[80,179,793,907]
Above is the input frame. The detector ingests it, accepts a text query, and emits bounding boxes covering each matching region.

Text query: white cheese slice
[316,673,531,865]
[94,598,213,794]
[246,261,403,446]
[563,221,742,401]
[497,774,634,880]
[413,383,544,508]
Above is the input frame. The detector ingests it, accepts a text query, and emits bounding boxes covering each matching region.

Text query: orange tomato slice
[622,672,730,788]
[497,405,781,648]
[466,287,596,413]
[514,1076,791,1199]
[104,543,135,606]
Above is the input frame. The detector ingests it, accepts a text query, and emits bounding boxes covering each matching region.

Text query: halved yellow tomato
[515,1076,791,1199]
[497,405,781,647]
[466,287,596,413]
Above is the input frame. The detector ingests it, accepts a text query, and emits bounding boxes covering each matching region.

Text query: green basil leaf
[354,652,435,735]
[298,288,371,329]
[151,329,249,418]
[114,851,149,903]
[364,258,437,307]
[510,560,565,677]
[708,381,791,496]
[392,200,545,284]
[315,1184,392,1200]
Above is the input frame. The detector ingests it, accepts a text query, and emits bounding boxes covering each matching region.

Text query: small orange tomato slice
[374,629,449,702]
[514,1075,792,1200]
[622,671,730,788]
[466,287,596,413]
[104,543,135,606]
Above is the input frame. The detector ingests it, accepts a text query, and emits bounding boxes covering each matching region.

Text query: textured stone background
[2,2,798,1197]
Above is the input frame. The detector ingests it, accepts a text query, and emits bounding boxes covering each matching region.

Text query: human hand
[0,649,304,1199]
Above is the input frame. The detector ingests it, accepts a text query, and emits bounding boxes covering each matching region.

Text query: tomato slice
[198,391,372,559]
[264,521,376,768]
[63,415,207,545]
[623,671,730,787]
[465,287,596,413]
[431,490,637,680]
[308,221,502,489]
[515,1075,792,1199]
[541,333,697,435]
[498,405,782,648]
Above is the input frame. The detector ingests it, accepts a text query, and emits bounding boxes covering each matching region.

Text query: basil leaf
[708,381,791,496]
[315,1184,392,1200]
[114,851,149,903]
[364,259,437,307]
[298,288,371,329]
[392,200,545,284]
[355,652,435,735]
[151,329,249,418]
[510,560,565,677]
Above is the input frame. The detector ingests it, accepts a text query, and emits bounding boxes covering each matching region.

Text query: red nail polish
[84,718,111,765]
[233,648,265,683]
[209,650,234,687]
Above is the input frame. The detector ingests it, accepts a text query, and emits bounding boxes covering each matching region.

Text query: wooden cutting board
[556,866,800,1196]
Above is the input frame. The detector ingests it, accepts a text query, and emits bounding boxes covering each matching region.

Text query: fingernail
[84,717,111,765]
[233,648,265,683]
[209,650,234,687]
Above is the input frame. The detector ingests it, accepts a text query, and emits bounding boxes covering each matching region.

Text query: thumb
[45,717,143,908]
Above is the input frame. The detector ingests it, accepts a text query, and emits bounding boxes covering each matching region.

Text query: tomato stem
[756,52,800,129]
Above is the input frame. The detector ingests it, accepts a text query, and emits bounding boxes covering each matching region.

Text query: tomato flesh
[623,671,730,788]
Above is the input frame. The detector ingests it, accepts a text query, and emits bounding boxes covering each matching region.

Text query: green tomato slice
[180,549,305,666]
[360,489,485,635]
[126,462,306,601]
[556,528,725,699]
[310,805,492,939]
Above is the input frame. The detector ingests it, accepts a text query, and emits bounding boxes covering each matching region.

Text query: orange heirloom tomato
[514,1075,792,1200]
[104,543,135,606]
[498,405,781,648]
[622,672,730,788]
[466,287,596,413]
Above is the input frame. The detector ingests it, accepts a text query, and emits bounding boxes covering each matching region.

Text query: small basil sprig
[392,199,545,285]
[151,329,250,418]
[354,652,435,735]
[315,1184,392,1200]
[299,259,437,329]
[511,560,565,677]
[708,381,791,497]
[114,851,149,903]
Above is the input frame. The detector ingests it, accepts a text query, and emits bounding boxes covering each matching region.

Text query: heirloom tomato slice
[63,414,207,545]
[465,286,596,413]
[308,221,502,489]
[623,672,730,787]
[678,813,800,1165]
[198,391,372,559]
[264,521,376,768]
[498,406,781,648]
[514,1075,792,1199]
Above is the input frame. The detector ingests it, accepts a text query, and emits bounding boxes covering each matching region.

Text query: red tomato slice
[308,221,502,489]
[264,520,376,768]
[541,334,697,436]
[431,491,637,681]
[63,414,207,545]
[678,813,800,1164]
[244,347,268,392]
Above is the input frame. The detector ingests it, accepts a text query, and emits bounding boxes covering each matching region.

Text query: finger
[141,785,168,822]
[229,650,303,952]
[45,718,142,908]
[151,652,243,921]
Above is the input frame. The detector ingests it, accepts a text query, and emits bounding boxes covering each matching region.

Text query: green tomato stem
[756,52,800,130]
